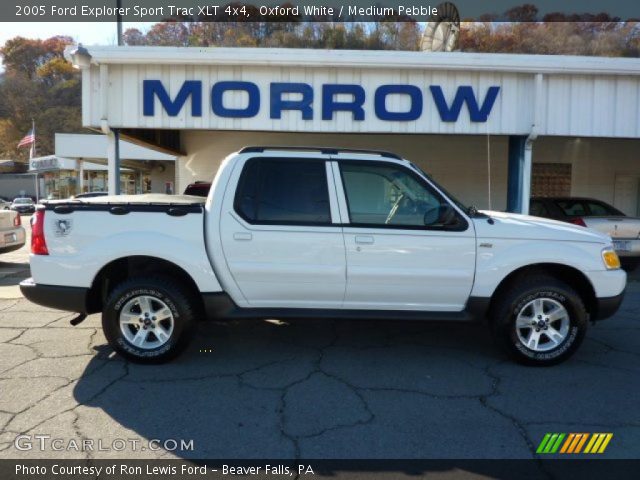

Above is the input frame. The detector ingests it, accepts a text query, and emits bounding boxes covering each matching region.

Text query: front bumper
[20,278,89,313]
[585,269,626,298]
[612,238,640,257]
[593,292,625,321]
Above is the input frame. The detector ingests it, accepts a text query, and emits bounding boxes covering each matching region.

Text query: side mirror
[423,204,462,228]
[437,204,459,227]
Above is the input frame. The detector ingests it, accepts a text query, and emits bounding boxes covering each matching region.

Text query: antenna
[421,2,461,52]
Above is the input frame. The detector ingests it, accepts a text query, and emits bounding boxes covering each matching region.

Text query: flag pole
[30,119,35,160]
[32,119,38,202]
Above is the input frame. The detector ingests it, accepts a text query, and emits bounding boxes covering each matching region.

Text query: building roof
[55,134,176,161]
[74,46,640,76]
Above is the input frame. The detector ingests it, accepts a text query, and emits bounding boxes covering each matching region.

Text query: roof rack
[239,146,402,160]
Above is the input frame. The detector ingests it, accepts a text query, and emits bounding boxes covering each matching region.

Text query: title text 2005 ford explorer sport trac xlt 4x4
[20,147,626,366]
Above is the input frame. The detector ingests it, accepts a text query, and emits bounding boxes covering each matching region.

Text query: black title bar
[3,0,639,22]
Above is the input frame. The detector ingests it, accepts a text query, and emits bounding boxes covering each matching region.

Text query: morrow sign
[143,80,501,123]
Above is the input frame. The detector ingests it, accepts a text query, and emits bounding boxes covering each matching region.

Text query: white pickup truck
[21,147,626,366]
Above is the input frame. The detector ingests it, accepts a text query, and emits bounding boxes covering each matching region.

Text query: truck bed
[33,193,220,293]
[44,193,206,207]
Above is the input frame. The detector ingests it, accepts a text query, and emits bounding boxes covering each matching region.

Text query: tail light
[570,217,587,227]
[31,209,48,255]
[13,213,21,227]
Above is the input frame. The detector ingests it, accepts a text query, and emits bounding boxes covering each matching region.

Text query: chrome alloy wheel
[119,295,174,350]
[515,298,570,352]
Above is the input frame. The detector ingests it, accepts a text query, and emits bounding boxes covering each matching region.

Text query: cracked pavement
[0,223,638,460]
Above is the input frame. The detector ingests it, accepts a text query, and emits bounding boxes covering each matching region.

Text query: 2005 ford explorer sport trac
[20,147,626,365]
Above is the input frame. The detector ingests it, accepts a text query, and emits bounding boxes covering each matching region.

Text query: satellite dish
[421,2,461,52]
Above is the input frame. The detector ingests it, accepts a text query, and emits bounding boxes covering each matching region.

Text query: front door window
[339,162,453,228]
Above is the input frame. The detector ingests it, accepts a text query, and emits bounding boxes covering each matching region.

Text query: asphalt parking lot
[0,217,638,461]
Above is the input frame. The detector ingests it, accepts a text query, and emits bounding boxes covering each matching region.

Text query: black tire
[491,274,588,366]
[102,276,197,364]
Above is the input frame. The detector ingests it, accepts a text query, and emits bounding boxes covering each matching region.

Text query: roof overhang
[55,133,179,160]
[71,46,640,76]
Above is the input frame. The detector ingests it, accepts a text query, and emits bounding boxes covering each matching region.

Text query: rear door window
[234,158,331,225]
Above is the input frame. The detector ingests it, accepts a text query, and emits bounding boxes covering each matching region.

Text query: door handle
[355,235,374,245]
[233,232,252,241]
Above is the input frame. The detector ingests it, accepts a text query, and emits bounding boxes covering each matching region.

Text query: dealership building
[68,46,640,214]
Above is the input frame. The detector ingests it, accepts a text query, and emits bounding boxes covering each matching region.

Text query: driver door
[333,160,476,312]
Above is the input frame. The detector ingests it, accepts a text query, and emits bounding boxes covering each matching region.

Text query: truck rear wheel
[491,275,588,366]
[102,276,196,364]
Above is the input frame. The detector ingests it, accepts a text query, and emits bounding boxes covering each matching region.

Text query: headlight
[602,247,621,270]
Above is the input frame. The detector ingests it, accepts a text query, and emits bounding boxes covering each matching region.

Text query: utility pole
[114,0,123,194]
[116,0,123,46]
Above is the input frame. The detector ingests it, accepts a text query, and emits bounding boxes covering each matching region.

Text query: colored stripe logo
[537,433,613,454]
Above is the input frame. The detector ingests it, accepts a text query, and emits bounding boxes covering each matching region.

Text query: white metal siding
[543,75,640,138]
[87,64,536,135]
[82,51,640,139]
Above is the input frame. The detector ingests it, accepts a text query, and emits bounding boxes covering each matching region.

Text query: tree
[122,28,147,46]
[0,36,83,160]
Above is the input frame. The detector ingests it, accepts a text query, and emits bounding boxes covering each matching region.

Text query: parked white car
[0,209,25,253]
[21,147,626,366]
[530,197,640,271]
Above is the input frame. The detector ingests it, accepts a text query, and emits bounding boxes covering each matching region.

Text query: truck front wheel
[102,277,196,363]
[491,275,588,366]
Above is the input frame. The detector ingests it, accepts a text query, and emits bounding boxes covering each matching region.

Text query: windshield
[13,198,33,204]
[408,162,469,212]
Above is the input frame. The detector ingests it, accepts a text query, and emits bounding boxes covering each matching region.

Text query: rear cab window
[234,158,331,225]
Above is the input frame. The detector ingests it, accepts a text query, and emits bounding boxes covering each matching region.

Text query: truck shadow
[73,318,507,463]
[0,260,31,286]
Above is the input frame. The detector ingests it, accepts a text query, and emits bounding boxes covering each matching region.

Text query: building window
[532,163,572,197]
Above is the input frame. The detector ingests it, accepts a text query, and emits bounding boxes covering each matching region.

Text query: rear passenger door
[219,156,346,308]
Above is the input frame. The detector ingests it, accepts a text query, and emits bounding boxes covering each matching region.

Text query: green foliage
[460,21,640,57]
[121,18,638,58]
[0,36,83,160]
[1,11,637,161]
[123,21,422,51]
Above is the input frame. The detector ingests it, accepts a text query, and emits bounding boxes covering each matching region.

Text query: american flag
[17,127,35,148]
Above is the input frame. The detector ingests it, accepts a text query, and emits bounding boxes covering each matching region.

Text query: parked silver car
[0,209,26,253]
[530,197,640,270]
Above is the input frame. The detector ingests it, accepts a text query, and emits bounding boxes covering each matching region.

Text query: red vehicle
[183,181,211,197]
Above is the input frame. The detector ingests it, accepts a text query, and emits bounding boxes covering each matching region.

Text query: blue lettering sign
[270,83,313,120]
[322,84,365,121]
[211,81,260,118]
[430,85,501,122]
[142,80,501,124]
[375,85,423,121]
[143,80,202,117]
